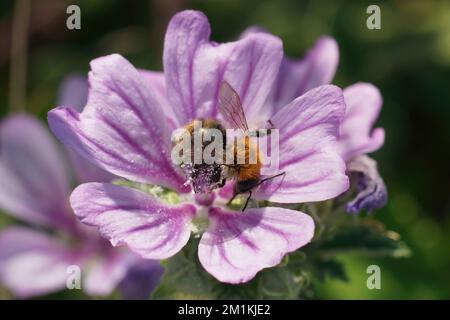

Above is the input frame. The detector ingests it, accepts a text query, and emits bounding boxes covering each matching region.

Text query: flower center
[190,207,210,235]
[194,193,215,206]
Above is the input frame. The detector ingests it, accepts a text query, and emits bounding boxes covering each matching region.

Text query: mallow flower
[48,10,349,283]
[0,78,163,299]
[250,29,387,213]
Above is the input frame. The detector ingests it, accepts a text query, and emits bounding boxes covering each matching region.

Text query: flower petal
[0,227,84,298]
[198,206,314,283]
[70,183,196,260]
[68,148,116,183]
[119,258,164,299]
[57,75,115,184]
[346,155,388,213]
[338,83,385,161]
[0,115,77,232]
[267,36,339,114]
[255,85,349,203]
[82,251,131,297]
[163,10,283,126]
[48,54,188,192]
[139,70,177,129]
[57,74,88,112]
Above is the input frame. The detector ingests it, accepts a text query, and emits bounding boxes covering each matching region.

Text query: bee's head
[182,163,223,193]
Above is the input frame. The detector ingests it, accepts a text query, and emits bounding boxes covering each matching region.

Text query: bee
[174,81,285,210]
[218,81,285,211]
[174,118,227,193]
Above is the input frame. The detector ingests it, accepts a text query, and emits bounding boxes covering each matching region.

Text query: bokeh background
[0,0,449,299]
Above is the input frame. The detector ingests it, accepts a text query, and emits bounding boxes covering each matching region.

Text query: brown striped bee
[178,118,227,193]
[218,81,285,211]
[175,81,285,210]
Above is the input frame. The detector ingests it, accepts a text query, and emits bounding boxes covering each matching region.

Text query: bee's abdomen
[237,163,261,181]
[236,177,260,194]
[234,136,262,181]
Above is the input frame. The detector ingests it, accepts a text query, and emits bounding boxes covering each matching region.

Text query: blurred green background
[0,0,449,299]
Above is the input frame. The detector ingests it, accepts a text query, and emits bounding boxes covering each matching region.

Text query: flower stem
[9,0,30,113]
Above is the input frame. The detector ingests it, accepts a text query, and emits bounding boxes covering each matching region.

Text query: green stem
[9,0,30,113]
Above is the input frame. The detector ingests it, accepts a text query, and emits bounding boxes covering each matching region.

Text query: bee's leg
[259,171,286,185]
[248,171,286,192]
[226,192,238,207]
[242,190,252,212]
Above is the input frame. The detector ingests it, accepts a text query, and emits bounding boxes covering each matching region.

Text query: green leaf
[316,220,411,258]
[152,239,315,300]
[312,258,349,282]
[151,239,215,299]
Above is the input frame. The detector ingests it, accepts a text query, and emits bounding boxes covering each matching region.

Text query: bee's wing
[219,81,249,132]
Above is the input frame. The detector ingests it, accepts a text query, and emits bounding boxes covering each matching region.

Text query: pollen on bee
[181,163,224,194]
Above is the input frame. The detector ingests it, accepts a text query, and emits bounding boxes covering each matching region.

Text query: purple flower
[58,75,116,184]
[48,10,349,283]
[345,155,387,213]
[337,83,385,162]
[0,80,163,299]
[338,84,387,213]
[252,29,387,213]
[242,30,385,161]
